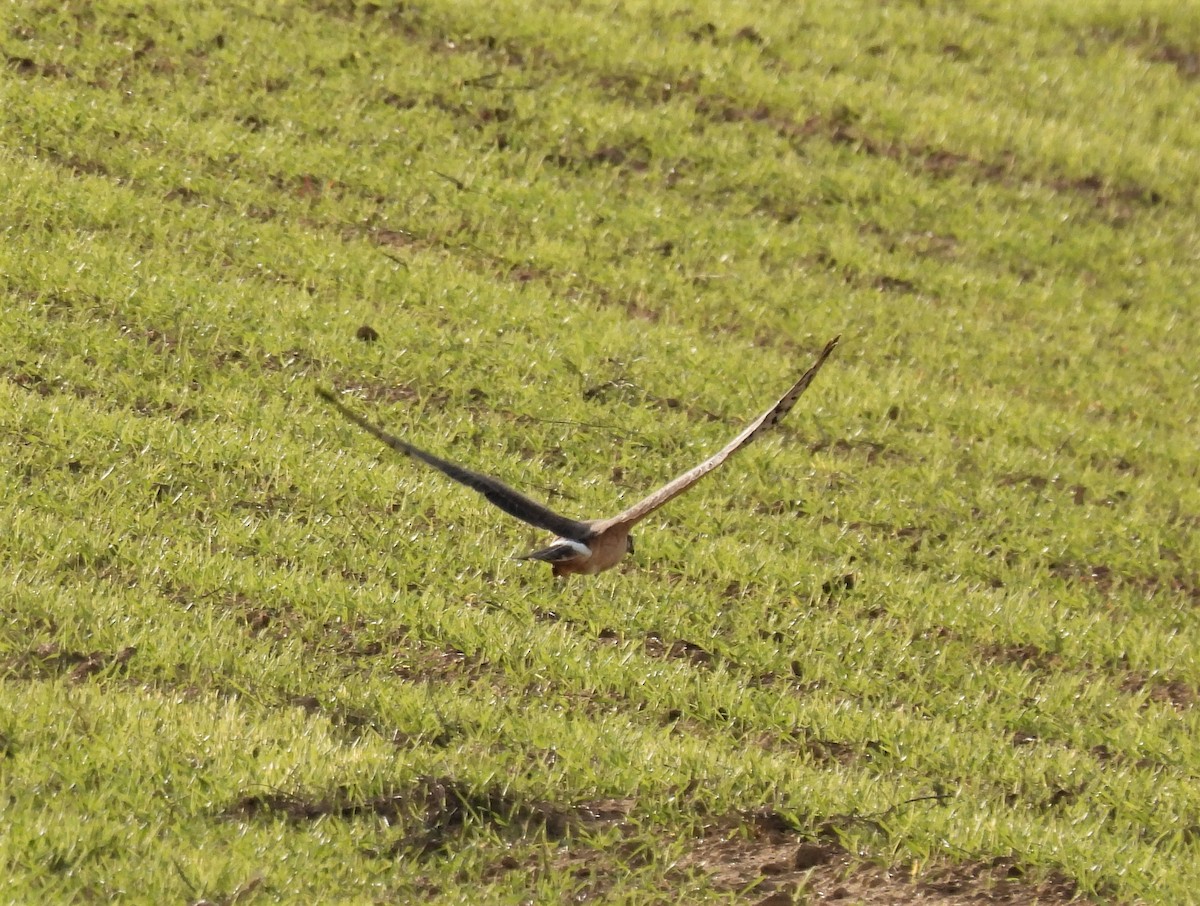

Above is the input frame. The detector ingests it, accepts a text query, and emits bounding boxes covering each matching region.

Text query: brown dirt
[225,780,1091,903]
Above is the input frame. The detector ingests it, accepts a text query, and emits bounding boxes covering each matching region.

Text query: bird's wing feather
[592,337,839,532]
[316,389,594,541]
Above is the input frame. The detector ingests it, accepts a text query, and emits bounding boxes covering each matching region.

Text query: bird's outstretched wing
[591,336,839,532]
[316,389,595,541]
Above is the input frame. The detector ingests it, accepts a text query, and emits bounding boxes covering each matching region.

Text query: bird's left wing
[316,389,595,541]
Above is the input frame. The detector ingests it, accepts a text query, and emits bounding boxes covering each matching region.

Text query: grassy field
[3,1,1198,903]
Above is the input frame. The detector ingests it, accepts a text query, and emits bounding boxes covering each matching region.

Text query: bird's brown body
[317,337,838,578]
[544,525,633,577]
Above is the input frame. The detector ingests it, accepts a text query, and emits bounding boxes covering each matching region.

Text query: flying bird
[317,337,838,577]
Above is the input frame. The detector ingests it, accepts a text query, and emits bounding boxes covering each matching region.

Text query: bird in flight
[317,337,838,577]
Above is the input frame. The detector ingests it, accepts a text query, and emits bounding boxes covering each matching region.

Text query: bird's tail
[514,539,590,563]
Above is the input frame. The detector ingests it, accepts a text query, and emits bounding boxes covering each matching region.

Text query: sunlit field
[3,2,1198,902]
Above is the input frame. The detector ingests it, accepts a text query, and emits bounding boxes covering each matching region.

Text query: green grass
[2,1,1198,903]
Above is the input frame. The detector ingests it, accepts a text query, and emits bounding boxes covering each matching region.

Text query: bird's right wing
[591,336,839,532]
[316,389,594,541]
